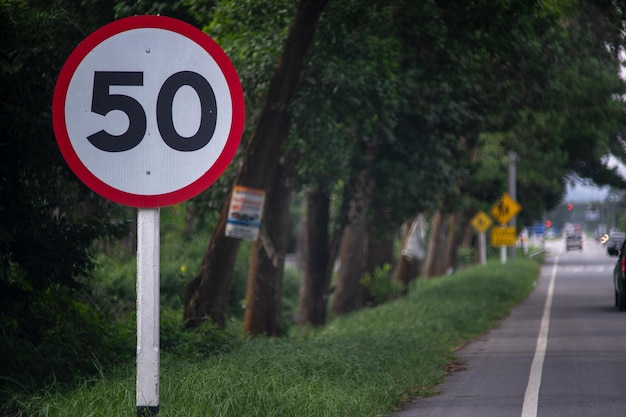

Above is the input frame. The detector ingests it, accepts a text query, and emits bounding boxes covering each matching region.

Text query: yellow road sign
[471,211,492,233]
[491,193,521,224]
[491,226,516,247]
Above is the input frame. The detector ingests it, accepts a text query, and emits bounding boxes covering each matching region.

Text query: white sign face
[53,16,245,207]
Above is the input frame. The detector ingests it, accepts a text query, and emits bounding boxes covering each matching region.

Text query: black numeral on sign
[88,71,146,152]
[157,71,217,151]
[88,70,217,152]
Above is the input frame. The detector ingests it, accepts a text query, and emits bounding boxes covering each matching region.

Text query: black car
[608,238,626,311]
[606,232,625,251]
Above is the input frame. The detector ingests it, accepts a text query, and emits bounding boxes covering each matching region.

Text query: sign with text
[491,226,516,247]
[225,185,265,240]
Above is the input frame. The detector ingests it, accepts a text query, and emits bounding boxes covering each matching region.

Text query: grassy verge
[9,257,540,417]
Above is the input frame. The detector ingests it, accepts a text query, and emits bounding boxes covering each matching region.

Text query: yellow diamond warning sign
[491,226,516,247]
[470,211,492,233]
[491,193,521,224]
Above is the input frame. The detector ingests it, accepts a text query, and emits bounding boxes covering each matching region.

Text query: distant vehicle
[605,232,625,251]
[607,236,626,310]
[565,234,582,251]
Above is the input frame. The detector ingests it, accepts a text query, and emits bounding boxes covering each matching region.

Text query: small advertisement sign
[225,185,265,240]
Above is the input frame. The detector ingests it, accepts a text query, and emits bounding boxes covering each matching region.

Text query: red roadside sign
[52,15,244,207]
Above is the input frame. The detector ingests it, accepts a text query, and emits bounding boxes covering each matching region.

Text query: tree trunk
[423,211,443,278]
[331,169,374,315]
[364,224,394,272]
[363,215,395,306]
[298,174,353,327]
[298,185,331,326]
[394,254,420,294]
[243,159,294,336]
[443,212,457,272]
[183,0,329,329]
[183,205,239,329]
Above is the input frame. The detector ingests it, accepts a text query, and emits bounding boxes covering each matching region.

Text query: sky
[564,154,625,202]
[565,182,609,203]
[563,56,626,203]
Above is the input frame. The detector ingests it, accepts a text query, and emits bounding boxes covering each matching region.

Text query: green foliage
[207,0,294,116]
[10,258,540,416]
[281,266,302,329]
[90,252,136,313]
[227,240,251,319]
[360,263,403,305]
[90,203,220,311]
[114,0,198,23]
[456,246,475,266]
[0,286,134,396]
[502,1,626,212]
[160,205,213,308]
[0,1,131,400]
[291,0,403,184]
[3,0,626,412]
[160,309,237,359]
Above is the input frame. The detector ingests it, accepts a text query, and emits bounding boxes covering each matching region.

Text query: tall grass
[9,258,540,417]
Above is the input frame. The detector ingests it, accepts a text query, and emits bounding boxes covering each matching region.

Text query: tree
[292,0,407,322]
[184,0,626,331]
[391,0,626,275]
[183,0,329,331]
[243,155,295,335]
[0,0,133,390]
[297,183,337,326]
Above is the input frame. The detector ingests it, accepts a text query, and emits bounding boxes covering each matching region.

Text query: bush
[0,286,134,398]
[160,309,238,359]
[456,246,475,266]
[281,267,302,331]
[360,263,403,306]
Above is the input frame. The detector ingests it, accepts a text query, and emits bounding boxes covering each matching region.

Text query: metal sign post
[136,208,160,416]
[52,16,245,415]
[470,211,492,266]
[490,193,522,264]
[479,232,487,266]
[507,151,518,260]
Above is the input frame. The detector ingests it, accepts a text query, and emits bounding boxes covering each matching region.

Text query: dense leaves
[0,0,129,392]
[3,0,626,391]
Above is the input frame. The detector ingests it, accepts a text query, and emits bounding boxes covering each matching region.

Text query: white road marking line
[521,256,558,417]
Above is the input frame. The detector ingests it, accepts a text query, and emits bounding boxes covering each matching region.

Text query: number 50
[88,71,217,152]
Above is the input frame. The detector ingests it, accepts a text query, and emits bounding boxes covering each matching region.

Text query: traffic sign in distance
[52,15,245,208]
[491,226,516,247]
[471,211,492,233]
[491,193,521,225]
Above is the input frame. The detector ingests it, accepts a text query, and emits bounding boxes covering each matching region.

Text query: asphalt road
[391,237,626,417]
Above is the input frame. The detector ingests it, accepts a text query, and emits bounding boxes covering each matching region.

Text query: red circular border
[52,15,244,208]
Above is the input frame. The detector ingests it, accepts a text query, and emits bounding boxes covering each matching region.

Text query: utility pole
[508,151,518,261]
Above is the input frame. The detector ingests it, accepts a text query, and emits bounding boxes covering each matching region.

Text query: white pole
[136,208,160,416]
[479,232,487,266]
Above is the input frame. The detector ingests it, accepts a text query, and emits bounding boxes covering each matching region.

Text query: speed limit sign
[52,15,245,207]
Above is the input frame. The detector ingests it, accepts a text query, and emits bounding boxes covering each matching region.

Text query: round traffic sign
[52,15,245,208]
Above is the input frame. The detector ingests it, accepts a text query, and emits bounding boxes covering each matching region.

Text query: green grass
[8,258,540,417]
